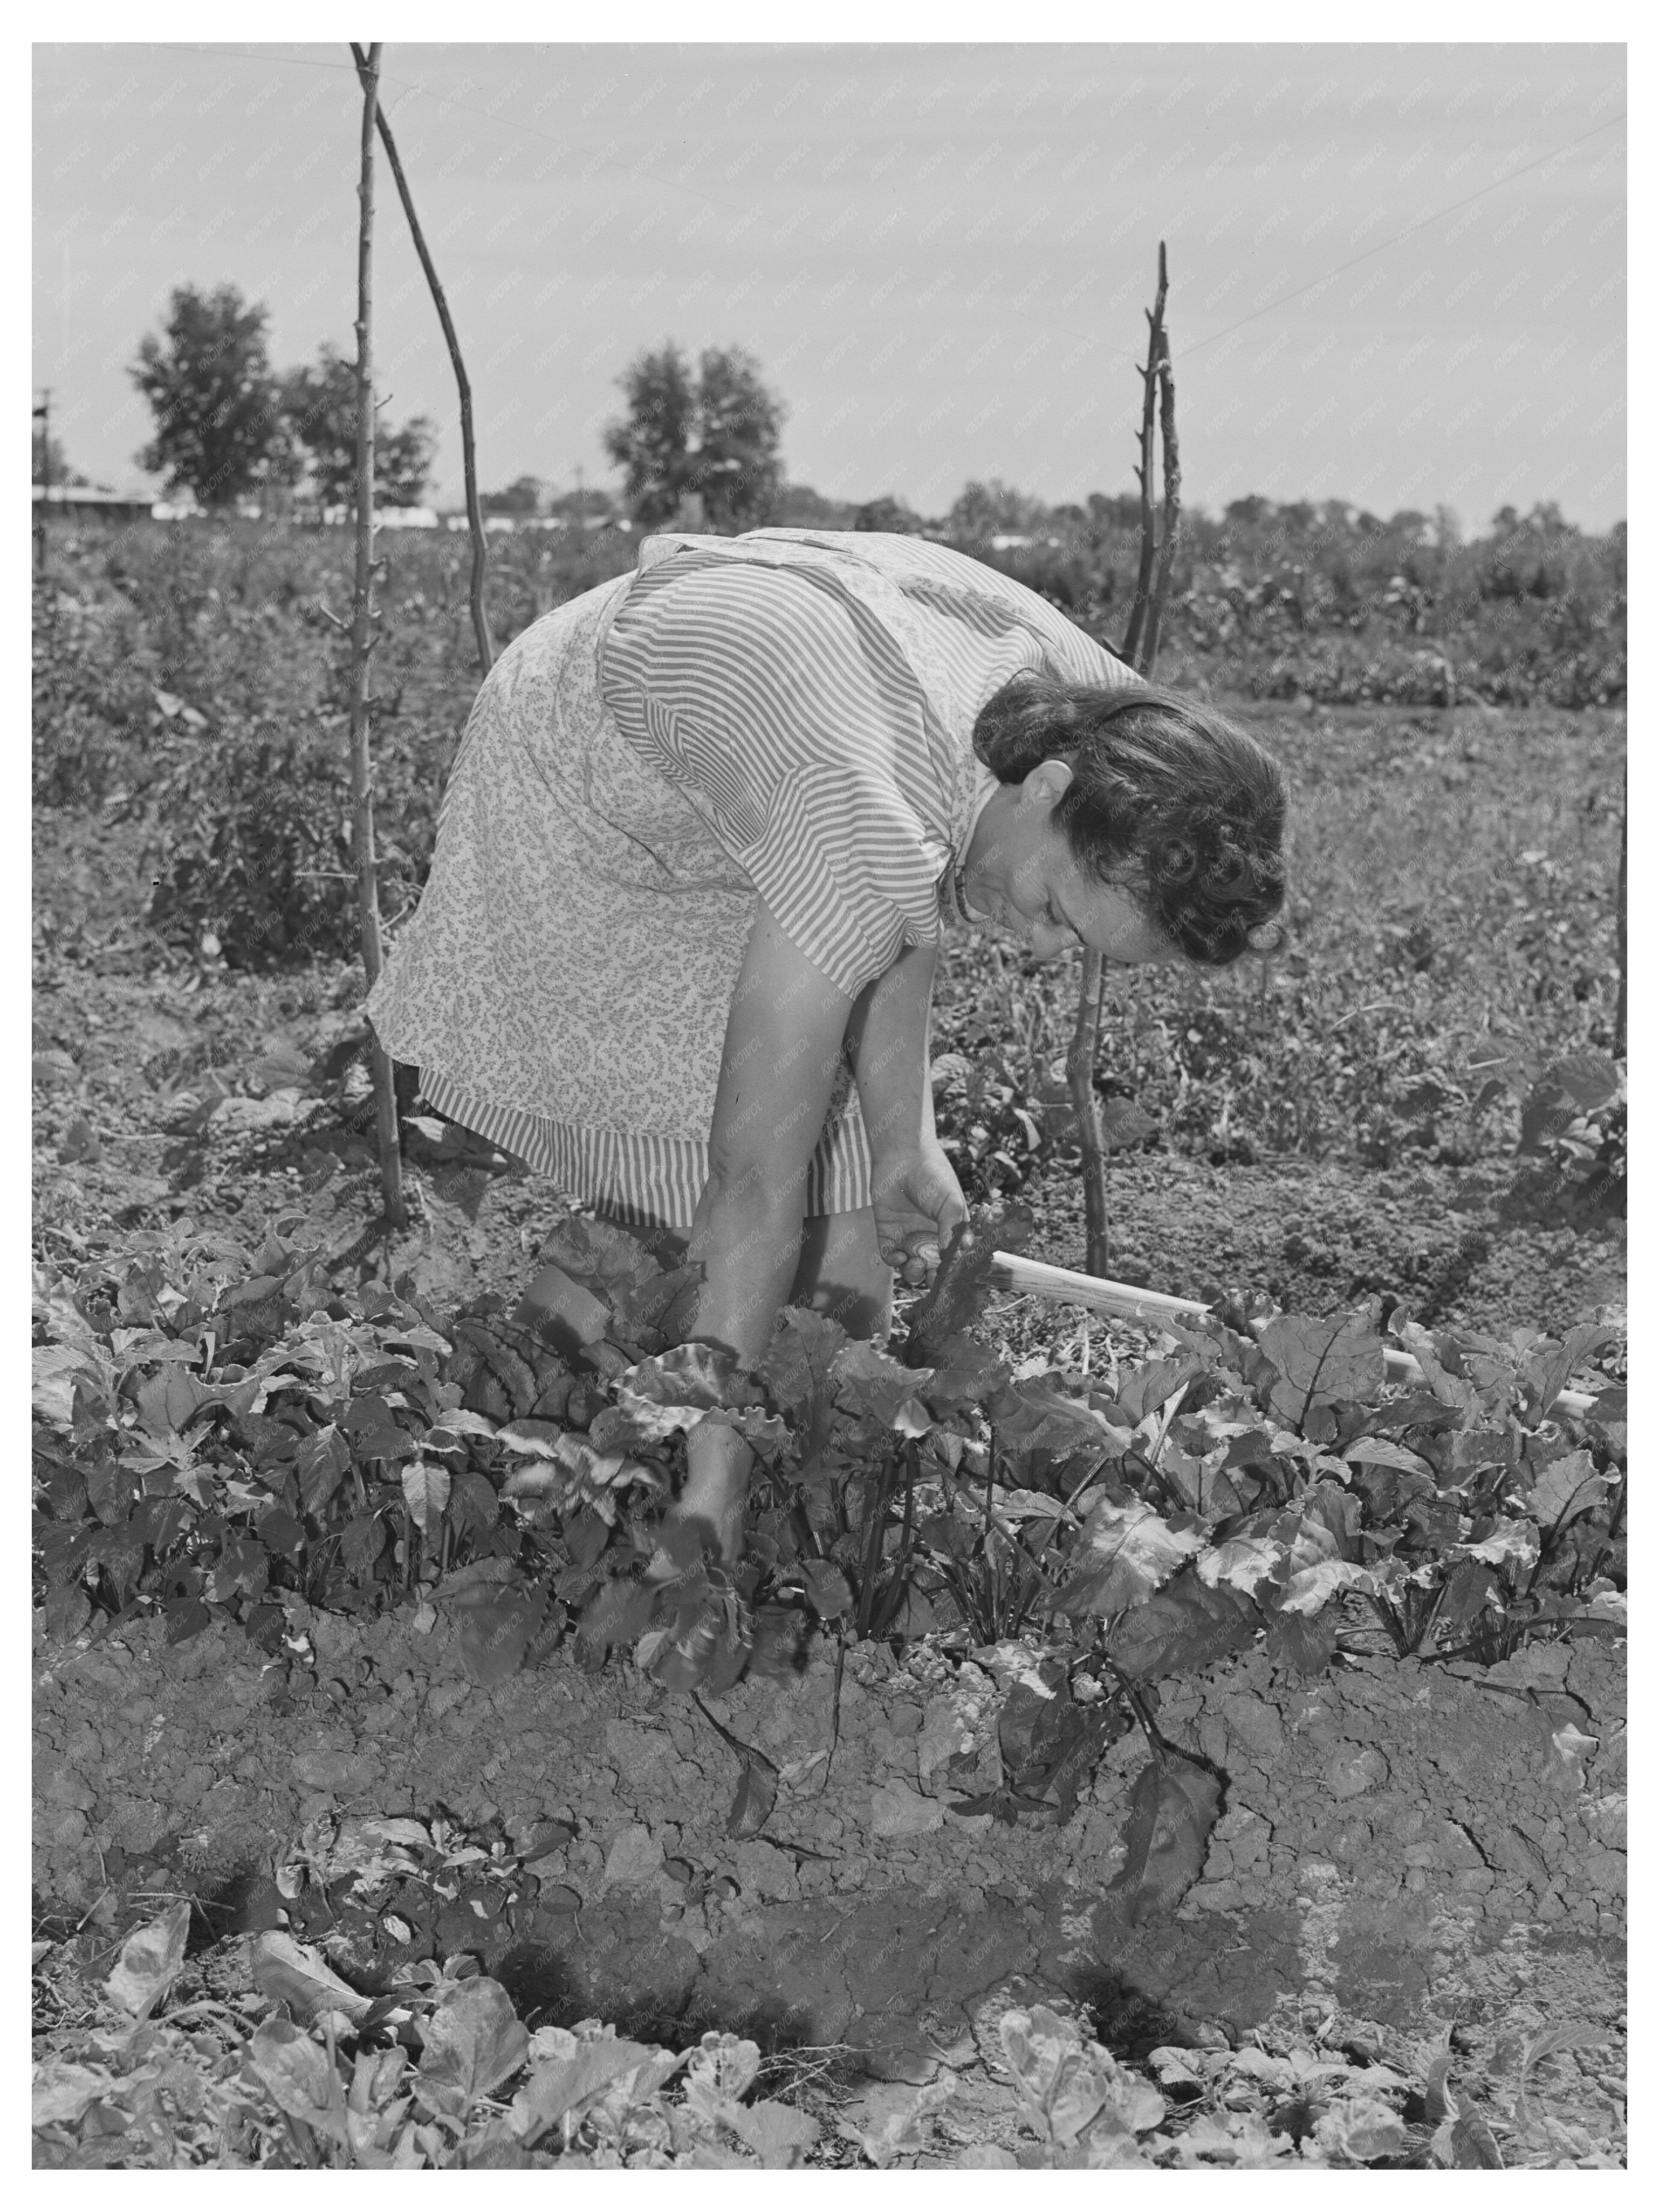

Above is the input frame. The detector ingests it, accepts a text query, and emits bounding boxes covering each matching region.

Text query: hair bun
[971,672,1287,967]
[1151,835,1198,887]
[1201,840,1251,896]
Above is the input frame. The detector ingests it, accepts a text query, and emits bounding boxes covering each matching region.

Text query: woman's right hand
[870,1136,969,1288]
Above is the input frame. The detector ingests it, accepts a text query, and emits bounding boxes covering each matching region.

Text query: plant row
[33,1206,1625,1912]
[39,1904,1542,2169]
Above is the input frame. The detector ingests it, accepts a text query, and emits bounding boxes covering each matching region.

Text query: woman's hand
[870,1136,969,1288]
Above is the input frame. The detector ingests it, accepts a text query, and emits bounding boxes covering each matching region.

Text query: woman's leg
[511,1213,693,1338]
[786,1206,894,1344]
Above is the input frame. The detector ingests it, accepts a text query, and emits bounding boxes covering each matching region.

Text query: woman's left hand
[870,1136,969,1288]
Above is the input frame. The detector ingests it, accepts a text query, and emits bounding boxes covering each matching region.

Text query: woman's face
[989,761,1180,967]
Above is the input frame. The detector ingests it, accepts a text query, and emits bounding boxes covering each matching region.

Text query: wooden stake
[33,389,51,575]
[1070,243,1181,1278]
[1141,264,1183,673]
[1118,245,1169,671]
[1066,954,1111,1276]
[1615,781,1627,1058]
[348,41,405,1232]
[350,43,494,678]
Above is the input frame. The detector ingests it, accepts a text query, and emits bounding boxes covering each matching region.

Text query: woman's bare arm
[682,896,855,1369]
[841,938,939,1158]
[841,936,966,1279]
[663,899,856,1563]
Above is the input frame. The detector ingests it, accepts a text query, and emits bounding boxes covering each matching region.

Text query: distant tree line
[113,281,1624,664]
[127,282,436,512]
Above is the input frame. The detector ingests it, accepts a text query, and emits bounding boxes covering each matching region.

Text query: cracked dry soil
[34,1601,1625,2123]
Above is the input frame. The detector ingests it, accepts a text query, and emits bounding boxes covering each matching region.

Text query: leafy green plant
[1511,1051,1625,1211]
[33,1920,823,2170]
[141,710,375,966]
[34,1206,1626,1673]
[34,1202,1623,1937]
[29,1215,687,1659]
[36,1905,1566,2168]
[33,518,639,963]
[31,579,166,808]
[979,496,1624,710]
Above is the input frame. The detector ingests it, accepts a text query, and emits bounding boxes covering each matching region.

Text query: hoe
[984,1248,1596,1420]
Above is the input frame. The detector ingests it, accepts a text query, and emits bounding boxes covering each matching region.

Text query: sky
[31,39,1627,531]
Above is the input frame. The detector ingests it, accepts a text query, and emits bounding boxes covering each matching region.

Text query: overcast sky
[32,40,1626,530]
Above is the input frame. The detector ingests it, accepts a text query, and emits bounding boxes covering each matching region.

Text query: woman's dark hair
[972,673,1287,964]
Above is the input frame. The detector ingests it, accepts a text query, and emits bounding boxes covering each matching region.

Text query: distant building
[319,503,439,529]
[33,485,157,524]
[443,511,632,536]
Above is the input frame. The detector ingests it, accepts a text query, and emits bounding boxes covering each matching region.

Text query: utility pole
[575,462,584,535]
[33,389,51,574]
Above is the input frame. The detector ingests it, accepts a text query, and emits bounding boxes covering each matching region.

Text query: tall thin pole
[348,42,405,1231]
[34,390,51,574]
[1615,782,1627,1058]
[1069,244,1180,1279]
[1067,958,1112,1276]
[1119,249,1169,671]
[1141,255,1182,673]
[350,43,493,677]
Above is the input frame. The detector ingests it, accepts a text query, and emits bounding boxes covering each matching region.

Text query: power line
[148,42,370,77]
[131,42,761,219]
[1179,110,1626,362]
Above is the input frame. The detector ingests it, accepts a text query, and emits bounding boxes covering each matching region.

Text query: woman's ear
[1019,756,1075,808]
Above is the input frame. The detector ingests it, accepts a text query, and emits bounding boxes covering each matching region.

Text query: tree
[130,282,285,507]
[279,343,435,510]
[481,474,546,516]
[545,484,616,523]
[852,494,923,533]
[690,346,785,529]
[946,478,1045,541]
[771,481,857,528]
[603,341,785,531]
[604,344,695,526]
[1085,491,1143,538]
